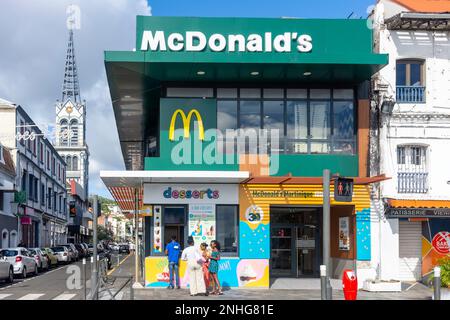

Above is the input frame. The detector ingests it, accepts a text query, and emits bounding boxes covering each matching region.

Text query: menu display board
[339,216,350,251]
[153,205,162,253]
[188,204,215,247]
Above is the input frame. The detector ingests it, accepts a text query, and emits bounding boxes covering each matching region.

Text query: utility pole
[133,188,143,288]
[322,169,332,300]
[90,195,98,300]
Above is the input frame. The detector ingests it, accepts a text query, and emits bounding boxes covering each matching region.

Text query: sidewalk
[113,255,432,300]
[131,285,432,300]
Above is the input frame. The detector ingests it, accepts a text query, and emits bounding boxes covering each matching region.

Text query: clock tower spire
[54,27,89,201]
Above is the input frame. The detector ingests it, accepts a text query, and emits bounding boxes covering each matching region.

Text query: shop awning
[386,198,450,209]
[100,170,250,212]
[385,198,450,218]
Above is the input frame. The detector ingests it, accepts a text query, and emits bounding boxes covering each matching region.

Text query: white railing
[397,172,428,193]
[396,86,426,103]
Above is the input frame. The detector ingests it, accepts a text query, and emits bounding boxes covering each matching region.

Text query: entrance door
[271,226,294,276]
[270,207,321,278]
[296,225,319,277]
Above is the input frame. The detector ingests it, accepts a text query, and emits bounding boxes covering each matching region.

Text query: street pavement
[110,256,433,301]
[0,252,130,300]
[131,285,433,300]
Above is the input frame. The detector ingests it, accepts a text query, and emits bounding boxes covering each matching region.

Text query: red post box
[342,269,358,300]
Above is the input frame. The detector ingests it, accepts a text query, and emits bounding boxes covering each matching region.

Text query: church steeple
[55,25,89,201]
[62,28,81,103]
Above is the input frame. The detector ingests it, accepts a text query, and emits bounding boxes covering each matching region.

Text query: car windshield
[52,247,64,252]
[0,250,18,257]
[29,249,37,255]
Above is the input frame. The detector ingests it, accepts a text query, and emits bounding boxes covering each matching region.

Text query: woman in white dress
[181,236,206,296]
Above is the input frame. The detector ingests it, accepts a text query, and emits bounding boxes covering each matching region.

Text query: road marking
[0,294,12,300]
[53,293,77,300]
[17,293,45,300]
[107,253,132,276]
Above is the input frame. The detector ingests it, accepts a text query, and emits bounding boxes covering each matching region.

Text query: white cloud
[0,0,151,198]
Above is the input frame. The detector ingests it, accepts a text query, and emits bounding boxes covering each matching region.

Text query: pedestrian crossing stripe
[0,294,12,300]
[17,293,45,300]
[53,293,77,300]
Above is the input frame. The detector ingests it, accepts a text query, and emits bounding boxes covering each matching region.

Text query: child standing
[200,243,211,294]
[208,240,223,295]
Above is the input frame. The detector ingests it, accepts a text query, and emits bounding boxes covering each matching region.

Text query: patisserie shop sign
[141,31,313,53]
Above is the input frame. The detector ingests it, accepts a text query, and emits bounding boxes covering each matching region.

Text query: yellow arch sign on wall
[168,109,205,141]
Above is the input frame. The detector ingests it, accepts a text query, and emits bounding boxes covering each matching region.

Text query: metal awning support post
[132,187,143,289]
[323,169,332,300]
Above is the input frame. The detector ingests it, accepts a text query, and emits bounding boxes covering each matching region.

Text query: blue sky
[148,0,375,19]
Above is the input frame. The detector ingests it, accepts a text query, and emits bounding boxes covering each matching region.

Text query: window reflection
[217,101,238,131]
[263,101,284,133]
[240,101,261,129]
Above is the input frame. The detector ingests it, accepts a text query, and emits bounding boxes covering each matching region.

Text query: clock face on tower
[65,102,73,114]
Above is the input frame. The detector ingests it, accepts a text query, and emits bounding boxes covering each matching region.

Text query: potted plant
[434,257,450,300]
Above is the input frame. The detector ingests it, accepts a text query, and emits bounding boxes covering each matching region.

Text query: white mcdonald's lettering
[141,30,313,53]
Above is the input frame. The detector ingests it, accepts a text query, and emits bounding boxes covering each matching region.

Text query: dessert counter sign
[143,183,239,204]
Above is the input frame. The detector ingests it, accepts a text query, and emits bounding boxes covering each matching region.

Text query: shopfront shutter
[399,220,422,281]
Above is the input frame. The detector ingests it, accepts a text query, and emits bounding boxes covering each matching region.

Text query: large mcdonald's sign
[168,109,205,141]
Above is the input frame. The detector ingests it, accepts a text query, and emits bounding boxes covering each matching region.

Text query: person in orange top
[200,242,211,295]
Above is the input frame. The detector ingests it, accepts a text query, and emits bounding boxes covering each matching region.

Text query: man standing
[181,236,206,296]
[165,235,181,289]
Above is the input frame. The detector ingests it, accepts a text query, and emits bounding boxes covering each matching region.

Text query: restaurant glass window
[216,205,238,255]
[263,100,284,133]
[286,101,308,153]
[332,101,355,154]
[217,88,237,98]
[217,100,238,131]
[309,101,331,153]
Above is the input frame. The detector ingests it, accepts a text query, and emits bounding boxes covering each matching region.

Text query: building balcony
[396,86,426,103]
[397,172,428,194]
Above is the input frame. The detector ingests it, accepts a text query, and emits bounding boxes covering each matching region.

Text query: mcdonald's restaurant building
[101,16,388,288]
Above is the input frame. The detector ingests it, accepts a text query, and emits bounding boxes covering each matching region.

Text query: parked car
[51,246,70,264]
[81,243,90,257]
[0,253,14,283]
[41,248,58,267]
[60,244,78,262]
[0,248,38,278]
[119,244,130,254]
[74,244,87,259]
[29,248,49,271]
[87,244,94,255]
[109,243,119,251]
[68,243,80,261]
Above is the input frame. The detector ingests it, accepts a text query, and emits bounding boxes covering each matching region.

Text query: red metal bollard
[342,269,358,300]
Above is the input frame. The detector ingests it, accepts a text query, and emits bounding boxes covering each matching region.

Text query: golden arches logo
[168,109,205,141]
